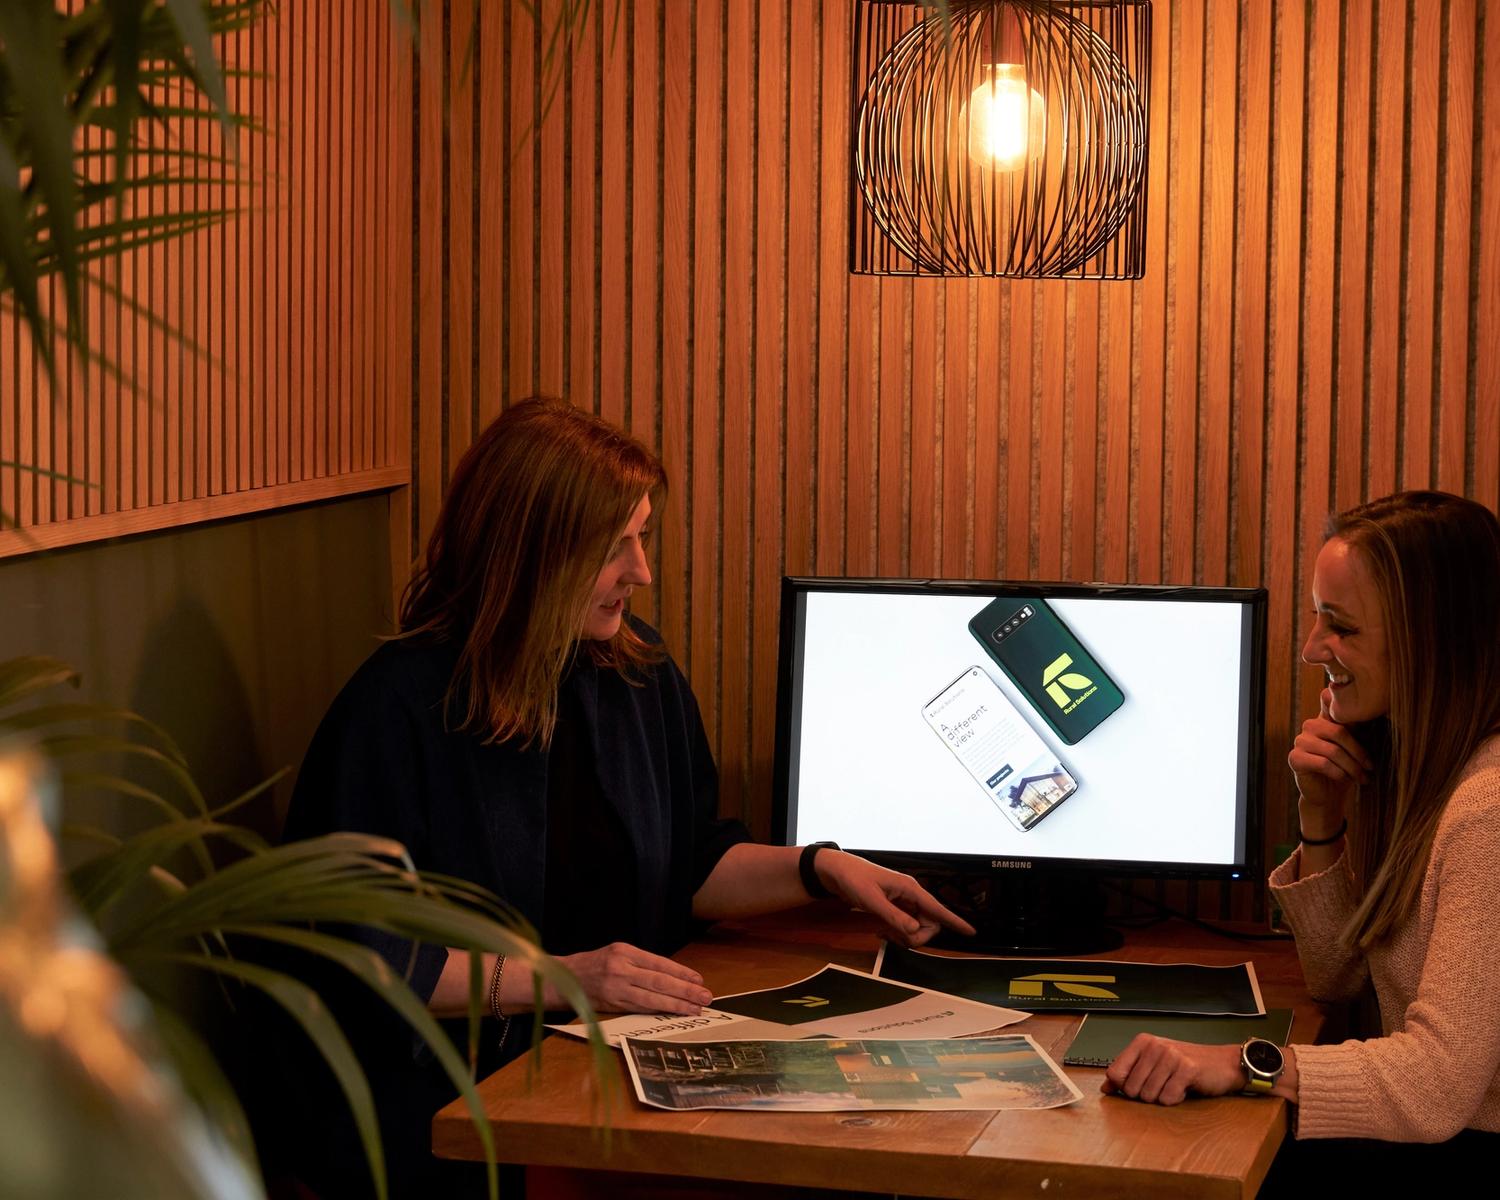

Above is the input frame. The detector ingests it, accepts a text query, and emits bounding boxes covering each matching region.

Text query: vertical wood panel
[1335,0,1372,512]
[1005,281,1034,577]
[511,1,538,409]
[1102,281,1132,581]
[688,0,724,742]
[1,3,410,561]
[597,9,627,426]
[1476,0,1500,511]
[449,0,477,467]
[791,0,825,577]
[974,283,1003,579]
[816,0,852,579]
[1300,0,1340,728]
[749,0,787,833]
[1200,0,1236,586]
[479,0,509,427]
[1266,0,1307,839]
[1438,1,1475,494]
[1135,0,1171,582]
[1367,0,1406,493]
[1168,0,1204,585]
[538,0,567,396]
[631,0,662,629]
[720,0,756,821]
[417,3,445,521]
[1404,0,1441,487]
[909,284,938,575]
[1037,284,1066,578]
[660,0,693,658]
[942,279,971,574]
[877,278,906,575]
[1071,285,1099,581]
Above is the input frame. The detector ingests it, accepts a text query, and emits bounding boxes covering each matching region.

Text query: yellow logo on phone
[1043,653,1095,708]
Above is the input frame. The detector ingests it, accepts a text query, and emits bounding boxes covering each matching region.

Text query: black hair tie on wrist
[799,841,840,899]
[1299,818,1348,846]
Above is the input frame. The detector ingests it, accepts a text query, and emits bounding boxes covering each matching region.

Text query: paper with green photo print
[548,963,1028,1047]
[875,943,1265,1016]
[622,1033,1083,1112]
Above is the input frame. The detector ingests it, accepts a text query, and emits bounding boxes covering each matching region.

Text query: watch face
[1244,1039,1284,1074]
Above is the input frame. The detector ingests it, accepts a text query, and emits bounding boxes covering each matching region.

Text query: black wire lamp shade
[850,0,1152,279]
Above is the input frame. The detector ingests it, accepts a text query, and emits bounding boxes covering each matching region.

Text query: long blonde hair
[1333,491,1500,948]
[399,398,666,747]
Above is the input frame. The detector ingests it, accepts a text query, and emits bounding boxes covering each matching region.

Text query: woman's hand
[1288,687,1371,835]
[1101,1036,1247,1105]
[554,942,714,1015]
[814,851,976,947]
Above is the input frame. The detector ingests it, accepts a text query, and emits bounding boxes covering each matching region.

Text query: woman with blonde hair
[282,398,970,1194]
[1104,490,1500,1179]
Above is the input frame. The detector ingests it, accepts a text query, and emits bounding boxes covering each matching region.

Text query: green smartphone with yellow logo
[968,596,1124,744]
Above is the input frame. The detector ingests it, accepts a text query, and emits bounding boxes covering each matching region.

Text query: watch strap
[799,841,840,899]
[1239,1037,1285,1095]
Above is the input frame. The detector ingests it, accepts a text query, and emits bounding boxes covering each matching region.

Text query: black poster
[876,942,1265,1016]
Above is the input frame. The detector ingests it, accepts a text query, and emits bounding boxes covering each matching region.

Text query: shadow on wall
[129,595,275,841]
[0,493,395,848]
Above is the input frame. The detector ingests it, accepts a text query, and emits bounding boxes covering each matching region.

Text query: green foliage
[1,655,616,1200]
[0,0,257,369]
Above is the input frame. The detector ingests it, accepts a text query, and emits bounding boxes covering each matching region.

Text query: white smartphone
[921,666,1080,832]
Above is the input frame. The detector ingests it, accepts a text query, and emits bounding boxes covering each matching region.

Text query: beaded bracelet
[487,952,512,1041]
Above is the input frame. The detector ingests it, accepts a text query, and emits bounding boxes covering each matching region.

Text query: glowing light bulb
[966,63,1045,171]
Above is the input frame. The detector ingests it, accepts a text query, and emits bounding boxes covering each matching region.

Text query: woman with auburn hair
[1103,490,1500,1177]
[282,398,971,1195]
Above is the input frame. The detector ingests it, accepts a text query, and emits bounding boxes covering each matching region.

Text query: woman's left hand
[814,851,976,946]
[1101,1035,1246,1105]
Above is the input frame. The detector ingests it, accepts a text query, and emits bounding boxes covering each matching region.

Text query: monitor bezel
[772,576,1268,882]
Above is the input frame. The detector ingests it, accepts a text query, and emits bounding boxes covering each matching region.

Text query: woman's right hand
[1287,687,1372,834]
[554,942,714,1015]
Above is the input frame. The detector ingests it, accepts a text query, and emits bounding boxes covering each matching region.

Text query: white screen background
[788,593,1247,865]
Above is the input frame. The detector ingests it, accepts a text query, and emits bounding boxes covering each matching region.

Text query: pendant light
[851,0,1152,279]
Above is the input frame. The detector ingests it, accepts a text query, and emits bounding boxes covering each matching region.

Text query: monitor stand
[928,870,1124,956]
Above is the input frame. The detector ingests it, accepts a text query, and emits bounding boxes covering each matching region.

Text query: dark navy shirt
[276,619,749,1195]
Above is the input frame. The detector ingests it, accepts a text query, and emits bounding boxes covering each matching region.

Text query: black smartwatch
[1240,1037,1286,1094]
[799,841,840,899]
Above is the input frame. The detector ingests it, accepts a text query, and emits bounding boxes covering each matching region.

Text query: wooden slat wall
[401,0,1500,918]
[0,2,410,559]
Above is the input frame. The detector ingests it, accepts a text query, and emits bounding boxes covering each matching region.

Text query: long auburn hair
[1332,491,1500,948]
[399,398,666,748]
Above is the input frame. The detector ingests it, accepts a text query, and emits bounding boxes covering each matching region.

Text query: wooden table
[432,908,1323,1199]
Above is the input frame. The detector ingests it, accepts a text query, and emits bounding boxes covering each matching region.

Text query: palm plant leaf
[160,0,231,126]
[99,0,147,200]
[5,654,612,1199]
[61,769,195,828]
[0,138,48,355]
[0,0,265,366]
[39,732,206,812]
[0,656,80,708]
[148,999,261,1177]
[66,816,262,917]
[149,950,389,1199]
[0,2,82,358]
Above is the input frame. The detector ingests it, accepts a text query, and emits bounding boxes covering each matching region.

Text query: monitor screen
[775,580,1266,876]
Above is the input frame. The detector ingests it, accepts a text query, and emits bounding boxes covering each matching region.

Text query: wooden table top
[432,907,1323,1199]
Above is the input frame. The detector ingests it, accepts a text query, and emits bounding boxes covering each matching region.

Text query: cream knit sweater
[1268,736,1500,1141]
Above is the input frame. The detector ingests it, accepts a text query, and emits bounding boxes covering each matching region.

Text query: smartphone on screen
[968,597,1124,745]
[921,666,1079,832]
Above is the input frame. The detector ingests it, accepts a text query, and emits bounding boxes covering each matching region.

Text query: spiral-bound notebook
[1062,1009,1294,1068]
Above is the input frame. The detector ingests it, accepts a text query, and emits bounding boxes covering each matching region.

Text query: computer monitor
[773,578,1267,953]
